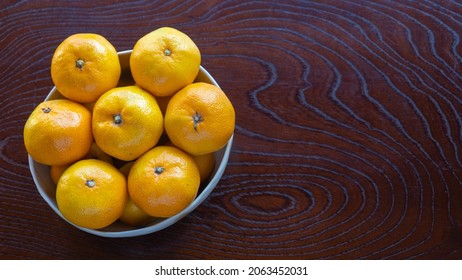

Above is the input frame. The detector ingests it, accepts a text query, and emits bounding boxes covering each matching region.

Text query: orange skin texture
[164,139,215,183]
[92,85,164,161]
[51,33,121,103]
[49,142,112,185]
[193,152,215,183]
[50,164,70,185]
[24,99,93,166]
[164,82,235,156]
[118,162,154,227]
[128,146,200,218]
[87,142,113,165]
[119,198,155,227]
[56,159,127,229]
[130,27,201,97]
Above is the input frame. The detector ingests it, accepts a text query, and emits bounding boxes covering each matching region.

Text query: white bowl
[28,50,233,238]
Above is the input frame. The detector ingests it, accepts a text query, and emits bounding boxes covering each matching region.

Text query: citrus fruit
[50,142,112,185]
[164,139,215,183]
[156,95,172,116]
[56,159,127,229]
[164,82,235,155]
[193,152,216,183]
[24,99,93,166]
[50,164,70,185]
[118,161,134,177]
[128,146,200,218]
[118,162,154,226]
[87,142,113,165]
[130,27,201,97]
[51,33,121,103]
[119,198,154,227]
[92,85,164,161]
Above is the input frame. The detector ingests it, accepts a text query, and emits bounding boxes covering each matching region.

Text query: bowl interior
[29,50,232,238]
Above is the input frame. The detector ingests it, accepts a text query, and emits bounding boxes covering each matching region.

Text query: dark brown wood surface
[1,0,462,259]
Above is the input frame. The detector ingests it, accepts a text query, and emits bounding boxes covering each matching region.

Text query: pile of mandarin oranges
[23,27,235,229]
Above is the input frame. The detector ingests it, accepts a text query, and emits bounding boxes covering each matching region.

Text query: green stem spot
[75,59,85,70]
[154,166,164,175]
[192,112,203,131]
[113,113,122,125]
[164,49,172,56]
[86,179,96,188]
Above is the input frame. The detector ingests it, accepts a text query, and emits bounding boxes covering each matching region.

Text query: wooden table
[1,0,461,259]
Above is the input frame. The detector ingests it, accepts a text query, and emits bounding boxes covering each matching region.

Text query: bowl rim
[28,49,233,238]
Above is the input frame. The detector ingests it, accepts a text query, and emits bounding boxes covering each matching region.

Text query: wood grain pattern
[1,0,462,259]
